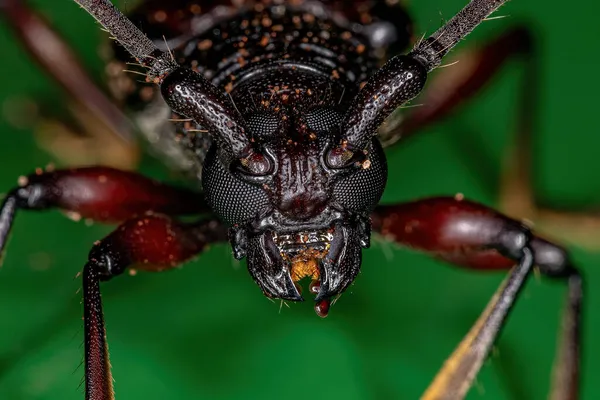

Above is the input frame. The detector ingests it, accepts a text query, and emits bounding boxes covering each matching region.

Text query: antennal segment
[337,0,511,151]
[73,0,176,77]
[73,0,254,160]
[410,0,510,71]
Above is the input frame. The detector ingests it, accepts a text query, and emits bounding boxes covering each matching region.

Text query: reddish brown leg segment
[83,214,227,400]
[380,24,600,252]
[372,197,582,399]
[0,167,209,260]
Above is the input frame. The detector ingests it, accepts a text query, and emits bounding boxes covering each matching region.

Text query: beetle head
[202,94,387,304]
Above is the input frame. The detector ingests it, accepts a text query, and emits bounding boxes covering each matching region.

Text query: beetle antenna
[72,0,176,77]
[410,0,511,71]
[74,0,255,159]
[338,0,511,151]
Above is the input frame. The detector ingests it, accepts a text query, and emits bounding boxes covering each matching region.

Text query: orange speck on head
[153,10,167,23]
[197,39,213,51]
[261,17,272,27]
[17,175,28,187]
[260,35,271,47]
[302,13,315,23]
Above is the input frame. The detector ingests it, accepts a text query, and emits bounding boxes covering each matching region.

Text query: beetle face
[202,102,387,302]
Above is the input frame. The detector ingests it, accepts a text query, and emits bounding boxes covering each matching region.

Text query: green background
[0,0,599,399]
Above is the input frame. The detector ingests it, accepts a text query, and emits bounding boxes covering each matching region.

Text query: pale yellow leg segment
[421,248,534,400]
[549,274,583,400]
[497,49,600,252]
[500,134,600,251]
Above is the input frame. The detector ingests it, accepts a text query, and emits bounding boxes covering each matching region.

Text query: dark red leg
[372,197,582,399]
[378,24,600,252]
[0,167,209,260]
[83,213,227,400]
[0,166,226,399]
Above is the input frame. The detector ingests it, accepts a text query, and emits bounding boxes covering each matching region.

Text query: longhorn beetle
[0,0,589,399]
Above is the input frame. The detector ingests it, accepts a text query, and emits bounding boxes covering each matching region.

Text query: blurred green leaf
[0,1,599,399]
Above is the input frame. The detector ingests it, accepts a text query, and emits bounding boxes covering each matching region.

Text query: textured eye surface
[332,139,387,212]
[305,107,342,133]
[246,112,281,139]
[202,146,270,225]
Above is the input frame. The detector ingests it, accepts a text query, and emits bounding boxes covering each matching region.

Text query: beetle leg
[500,118,600,251]
[422,248,534,400]
[371,197,582,400]
[379,22,600,252]
[83,213,227,400]
[0,166,209,262]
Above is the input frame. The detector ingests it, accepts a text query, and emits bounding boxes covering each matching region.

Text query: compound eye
[305,107,342,133]
[232,149,274,177]
[325,144,368,170]
[246,112,280,139]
